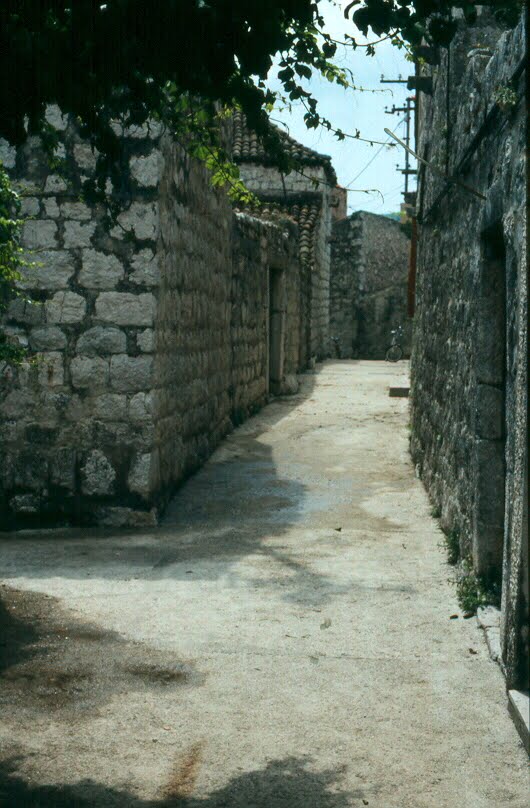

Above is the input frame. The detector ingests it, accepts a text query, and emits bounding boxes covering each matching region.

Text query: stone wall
[0,114,304,528]
[330,185,348,223]
[410,13,527,689]
[0,111,165,528]
[236,158,334,362]
[329,216,360,358]
[148,134,235,518]
[330,211,410,358]
[231,212,301,413]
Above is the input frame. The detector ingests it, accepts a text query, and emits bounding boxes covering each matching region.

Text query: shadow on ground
[0,586,203,717]
[0,754,371,807]
[0,369,371,606]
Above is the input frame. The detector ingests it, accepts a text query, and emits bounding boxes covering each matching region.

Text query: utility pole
[379,74,407,84]
[384,96,417,195]
[380,75,417,200]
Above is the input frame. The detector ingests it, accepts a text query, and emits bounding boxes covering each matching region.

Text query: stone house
[0,113,338,528]
[330,211,411,358]
[233,111,338,365]
[409,10,527,737]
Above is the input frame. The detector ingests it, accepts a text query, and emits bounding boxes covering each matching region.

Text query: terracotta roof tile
[232,110,333,169]
[234,196,322,268]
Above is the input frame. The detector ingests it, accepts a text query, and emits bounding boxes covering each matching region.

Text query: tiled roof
[232,110,333,170]
[235,195,321,268]
[290,200,321,266]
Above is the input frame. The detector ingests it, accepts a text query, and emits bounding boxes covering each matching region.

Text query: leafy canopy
[0,0,522,365]
[0,1,521,172]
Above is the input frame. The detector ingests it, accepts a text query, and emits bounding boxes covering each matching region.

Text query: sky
[266,0,417,215]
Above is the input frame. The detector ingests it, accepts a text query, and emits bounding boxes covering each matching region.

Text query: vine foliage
[0,165,34,366]
[0,1,522,362]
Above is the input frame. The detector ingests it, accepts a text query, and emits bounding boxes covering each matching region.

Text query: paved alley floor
[0,361,528,807]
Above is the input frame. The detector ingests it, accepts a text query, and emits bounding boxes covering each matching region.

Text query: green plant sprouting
[454,558,501,615]
[444,529,460,566]
[494,85,518,112]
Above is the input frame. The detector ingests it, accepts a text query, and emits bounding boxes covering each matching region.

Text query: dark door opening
[473,223,507,583]
[268,268,285,395]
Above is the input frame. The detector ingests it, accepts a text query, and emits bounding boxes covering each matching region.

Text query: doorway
[473,222,507,583]
[268,268,285,395]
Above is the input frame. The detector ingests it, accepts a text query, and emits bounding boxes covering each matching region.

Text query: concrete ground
[0,360,527,807]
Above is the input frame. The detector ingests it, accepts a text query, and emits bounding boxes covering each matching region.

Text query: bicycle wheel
[385,344,403,362]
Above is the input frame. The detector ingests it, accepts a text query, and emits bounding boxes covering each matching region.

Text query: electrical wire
[344,115,407,188]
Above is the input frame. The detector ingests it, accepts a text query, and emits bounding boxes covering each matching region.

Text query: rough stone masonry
[0,113,314,528]
[410,10,527,700]
[330,211,411,359]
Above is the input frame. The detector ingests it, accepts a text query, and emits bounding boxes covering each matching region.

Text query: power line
[344,116,406,188]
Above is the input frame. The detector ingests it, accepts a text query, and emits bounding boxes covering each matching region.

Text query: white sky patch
[265,0,417,215]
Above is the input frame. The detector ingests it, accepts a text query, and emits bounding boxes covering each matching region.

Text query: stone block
[63,220,96,248]
[64,394,84,423]
[45,104,68,131]
[111,119,163,140]
[21,220,58,250]
[16,179,42,195]
[54,143,67,160]
[70,356,109,389]
[130,152,162,187]
[128,452,152,498]
[95,292,155,326]
[24,424,58,445]
[81,449,116,495]
[279,374,299,395]
[20,197,40,217]
[93,394,127,421]
[137,329,154,353]
[44,174,68,193]
[60,201,92,221]
[46,291,86,324]
[78,250,124,289]
[20,250,74,290]
[112,202,158,241]
[476,605,501,629]
[10,494,40,514]
[74,143,98,172]
[77,326,126,356]
[29,325,67,351]
[43,198,60,218]
[0,138,16,169]
[110,355,153,392]
[37,352,65,387]
[484,626,502,663]
[37,392,70,426]
[0,389,36,419]
[129,249,160,287]
[2,325,28,348]
[50,447,76,490]
[129,392,154,425]
[6,298,45,326]
[14,449,48,491]
[508,690,530,754]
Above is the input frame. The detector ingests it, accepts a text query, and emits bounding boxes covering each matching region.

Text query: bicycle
[385,325,404,362]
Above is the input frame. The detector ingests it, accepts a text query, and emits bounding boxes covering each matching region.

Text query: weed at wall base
[444,529,460,566]
[454,558,501,615]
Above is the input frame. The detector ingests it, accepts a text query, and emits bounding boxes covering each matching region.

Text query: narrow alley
[0,361,527,807]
